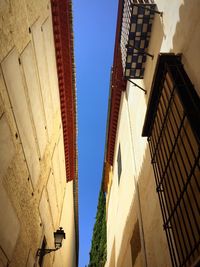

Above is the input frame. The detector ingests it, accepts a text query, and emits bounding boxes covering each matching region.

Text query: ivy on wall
[88,187,107,267]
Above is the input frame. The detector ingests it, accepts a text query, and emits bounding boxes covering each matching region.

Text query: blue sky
[73,1,118,266]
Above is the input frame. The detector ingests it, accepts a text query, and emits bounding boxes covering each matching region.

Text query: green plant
[88,186,107,267]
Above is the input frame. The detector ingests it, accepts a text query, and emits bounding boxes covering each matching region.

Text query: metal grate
[120,0,155,79]
[143,55,200,267]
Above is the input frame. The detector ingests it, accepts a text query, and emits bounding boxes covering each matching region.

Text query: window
[142,54,200,267]
[117,144,122,184]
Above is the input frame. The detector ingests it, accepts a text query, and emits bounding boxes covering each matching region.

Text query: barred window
[142,54,200,267]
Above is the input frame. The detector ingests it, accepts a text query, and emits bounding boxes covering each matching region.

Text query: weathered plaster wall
[106,1,200,267]
[144,0,200,98]
[106,92,144,267]
[121,244,132,267]
[53,181,77,267]
[0,1,76,266]
[126,81,171,267]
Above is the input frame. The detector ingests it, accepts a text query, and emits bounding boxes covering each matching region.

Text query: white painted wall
[107,92,138,267]
[106,1,200,267]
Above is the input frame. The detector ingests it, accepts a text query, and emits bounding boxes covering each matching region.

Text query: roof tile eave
[51,0,79,264]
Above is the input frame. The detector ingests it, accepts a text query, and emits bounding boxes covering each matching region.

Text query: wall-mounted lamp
[37,227,66,257]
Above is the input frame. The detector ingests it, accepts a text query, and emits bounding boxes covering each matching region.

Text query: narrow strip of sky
[73,1,118,266]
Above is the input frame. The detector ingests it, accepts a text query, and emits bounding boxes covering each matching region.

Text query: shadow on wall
[171,0,200,96]
[115,146,171,267]
[136,144,172,267]
[116,191,143,267]
[143,11,164,100]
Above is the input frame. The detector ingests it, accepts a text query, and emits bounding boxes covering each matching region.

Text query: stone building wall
[0,1,77,266]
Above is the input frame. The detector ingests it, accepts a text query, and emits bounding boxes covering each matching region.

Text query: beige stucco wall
[106,90,146,267]
[106,1,200,267]
[144,0,200,98]
[0,1,77,266]
[53,181,77,267]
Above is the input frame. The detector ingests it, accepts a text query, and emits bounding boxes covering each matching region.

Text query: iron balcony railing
[120,0,161,79]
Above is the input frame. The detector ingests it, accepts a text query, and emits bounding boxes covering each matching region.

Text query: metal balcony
[120,0,161,79]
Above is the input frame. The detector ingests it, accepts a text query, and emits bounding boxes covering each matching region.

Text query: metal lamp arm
[36,247,59,257]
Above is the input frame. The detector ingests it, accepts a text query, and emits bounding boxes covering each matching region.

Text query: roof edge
[51,0,79,264]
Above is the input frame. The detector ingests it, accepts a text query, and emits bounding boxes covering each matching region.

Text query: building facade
[103,1,200,267]
[0,0,78,266]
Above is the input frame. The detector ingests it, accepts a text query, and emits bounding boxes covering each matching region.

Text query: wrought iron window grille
[142,54,200,267]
